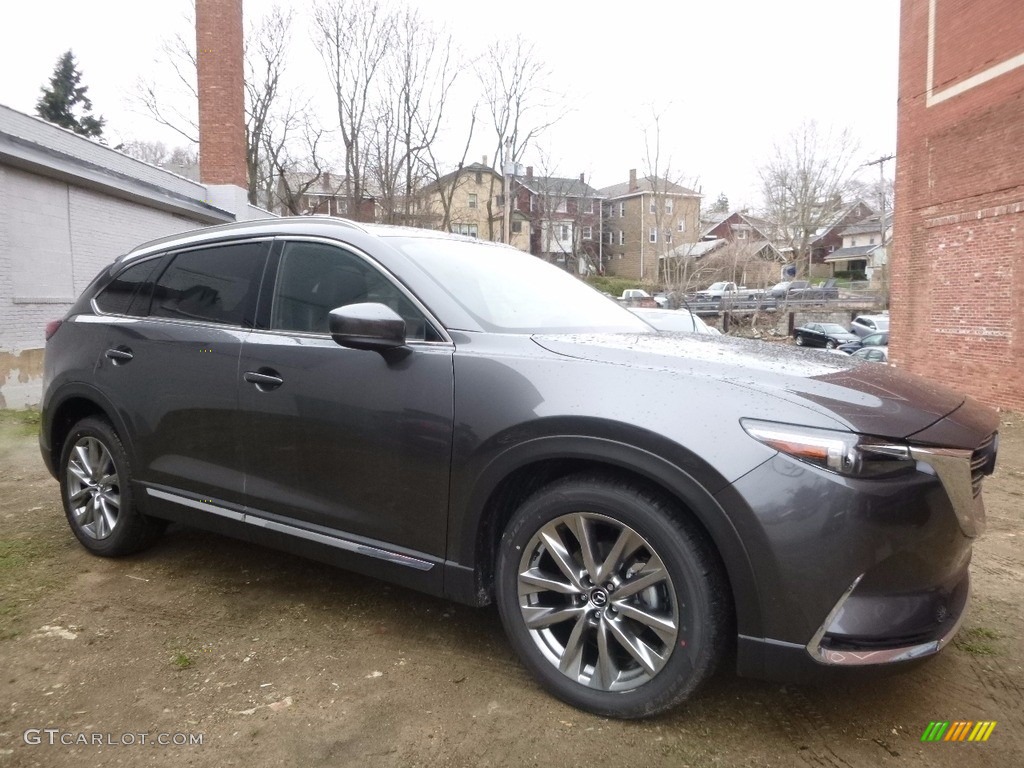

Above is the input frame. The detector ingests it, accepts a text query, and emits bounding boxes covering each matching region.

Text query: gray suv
[40,218,998,718]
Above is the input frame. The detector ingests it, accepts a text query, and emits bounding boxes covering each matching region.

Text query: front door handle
[244,369,284,391]
[105,347,134,364]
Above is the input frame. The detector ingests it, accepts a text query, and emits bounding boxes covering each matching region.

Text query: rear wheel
[795,335,805,346]
[495,475,727,718]
[59,417,165,556]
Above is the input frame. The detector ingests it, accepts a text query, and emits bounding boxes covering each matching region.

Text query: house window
[606,231,613,244]
[665,199,674,214]
[649,228,658,243]
[495,194,505,206]
[736,230,747,240]
[618,230,625,245]
[665,231,672,244]
[851,238,856,246]
[618,202,625,217]
[555,199,567,213]
[451,223,478,237]
[468,193,478,209]
[475,171,482,184]
[677,220,685,233]
[869,236,875,244]
[511,221,522,234]
[530,196,535,212]
[559,224,571,240]
[584,199,594,214]
[649,199,656,214]
[582,225,592,240]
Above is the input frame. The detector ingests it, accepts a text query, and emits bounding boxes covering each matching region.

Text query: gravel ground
[0,409,1021,767]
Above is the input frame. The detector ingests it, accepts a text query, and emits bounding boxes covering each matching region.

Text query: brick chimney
[628,168,638,192]
[196,0,247,188]
[526,166,533,180]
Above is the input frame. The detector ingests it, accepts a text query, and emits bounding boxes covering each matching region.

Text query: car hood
[532,332,965,439]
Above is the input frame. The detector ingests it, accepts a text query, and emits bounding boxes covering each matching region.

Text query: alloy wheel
[65,436,121,540]
[517,512,679,691]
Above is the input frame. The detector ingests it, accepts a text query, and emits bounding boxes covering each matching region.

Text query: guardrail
[678,293,884,315]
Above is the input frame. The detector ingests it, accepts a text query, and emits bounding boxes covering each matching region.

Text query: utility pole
[502,138,513,245]
[863,154,894,298]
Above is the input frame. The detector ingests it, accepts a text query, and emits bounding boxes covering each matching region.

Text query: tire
[495,474,728,719]
[825,340,837,350]
[795,335,805,346]
[58,416,165,557]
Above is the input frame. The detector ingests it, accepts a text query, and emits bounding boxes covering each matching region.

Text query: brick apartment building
[894,0,1024,412]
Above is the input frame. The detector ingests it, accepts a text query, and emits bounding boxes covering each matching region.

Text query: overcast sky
[1,0,900,207]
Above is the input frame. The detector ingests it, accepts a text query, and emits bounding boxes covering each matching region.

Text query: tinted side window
[271,241,429,340]
[94,259,160,315]
[150,242,268,327]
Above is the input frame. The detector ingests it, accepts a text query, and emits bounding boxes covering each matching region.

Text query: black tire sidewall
[58,417,137,557]
[495,478,722,719]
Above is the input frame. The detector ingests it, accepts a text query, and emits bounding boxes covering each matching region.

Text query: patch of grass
[955,626,1001,655]
[0,409,41,437]
[172,651,193,669]
[0,537,58,641]
[0,538,46,576]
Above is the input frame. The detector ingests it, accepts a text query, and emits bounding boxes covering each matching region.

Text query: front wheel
[495,475,728,718]
[58,416,165,556]
[795,335,805,346]
[826,340,837,349]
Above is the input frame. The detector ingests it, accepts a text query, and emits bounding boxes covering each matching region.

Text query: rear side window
[94,259,161,315]
[150,242,269,327]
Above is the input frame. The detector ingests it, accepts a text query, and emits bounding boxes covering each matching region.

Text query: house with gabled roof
[511,168,603,272]
[598,169,701,281]
[823,212,892,283]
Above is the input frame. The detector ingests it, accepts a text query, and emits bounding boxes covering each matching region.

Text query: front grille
[970,432,997,498]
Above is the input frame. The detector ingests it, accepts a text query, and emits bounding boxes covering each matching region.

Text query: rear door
[94,239,271,508]
[237,237,455,557]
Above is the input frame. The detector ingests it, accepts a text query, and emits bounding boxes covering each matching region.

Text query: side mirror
[329,302,406,352]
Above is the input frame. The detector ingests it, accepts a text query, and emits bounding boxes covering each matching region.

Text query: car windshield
[391,238,651,334]
[820,324,849,334]
[707,282,728,290]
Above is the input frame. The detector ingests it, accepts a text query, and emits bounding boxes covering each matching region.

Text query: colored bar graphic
[921,721,996,742]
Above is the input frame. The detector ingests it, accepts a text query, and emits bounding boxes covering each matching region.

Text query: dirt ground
[0,409,1021,767]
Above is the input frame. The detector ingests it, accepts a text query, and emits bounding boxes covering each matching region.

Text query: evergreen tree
[36,50,105,138]
[711,192,730,215]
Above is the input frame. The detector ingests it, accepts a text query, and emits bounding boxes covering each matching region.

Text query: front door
[238,239,455,557]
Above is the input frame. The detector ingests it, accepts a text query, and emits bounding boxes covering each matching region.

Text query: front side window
[150,242,269,326]
[271,241,429,341]
[95,258,162,315]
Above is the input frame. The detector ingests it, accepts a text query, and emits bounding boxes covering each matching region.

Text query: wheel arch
[447,435,764,638]
[44,384,135,477]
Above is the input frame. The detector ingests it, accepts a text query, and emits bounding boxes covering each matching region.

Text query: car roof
[117,216,511,265]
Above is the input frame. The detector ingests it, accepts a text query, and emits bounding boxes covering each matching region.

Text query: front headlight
[741,420,916,478]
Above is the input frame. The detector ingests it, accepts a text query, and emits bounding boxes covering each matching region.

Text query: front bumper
[720,432,990,683]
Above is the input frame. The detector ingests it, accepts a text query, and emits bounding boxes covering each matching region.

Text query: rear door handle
[105,347,134,364]
[244,370,284,391]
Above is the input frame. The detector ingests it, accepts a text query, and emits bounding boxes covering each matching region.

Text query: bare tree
[314,0,395,221]
[642,109,700,289]
[477,35,563,240]
[419,106,479,232]
[758,120,861,277]
[367,6,459,224]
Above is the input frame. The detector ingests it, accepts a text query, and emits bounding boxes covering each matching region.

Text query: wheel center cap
[590,589,608,607]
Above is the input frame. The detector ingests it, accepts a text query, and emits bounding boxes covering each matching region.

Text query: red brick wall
[196,0,248,188]
[894,0,1024,412]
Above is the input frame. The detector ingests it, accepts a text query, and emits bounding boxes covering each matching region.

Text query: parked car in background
[794,322,860,348]
[850,314,890,338]
[619,288,658,308]
[838,331,889,354]
[40,218,999,719]
[850,346,889,363]
[768,280,809,298]
[629,307,721,336]
[788,279,839,301]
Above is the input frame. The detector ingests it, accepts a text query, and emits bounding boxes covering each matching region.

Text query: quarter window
[150,242,269,327]
[94,258,162,316]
